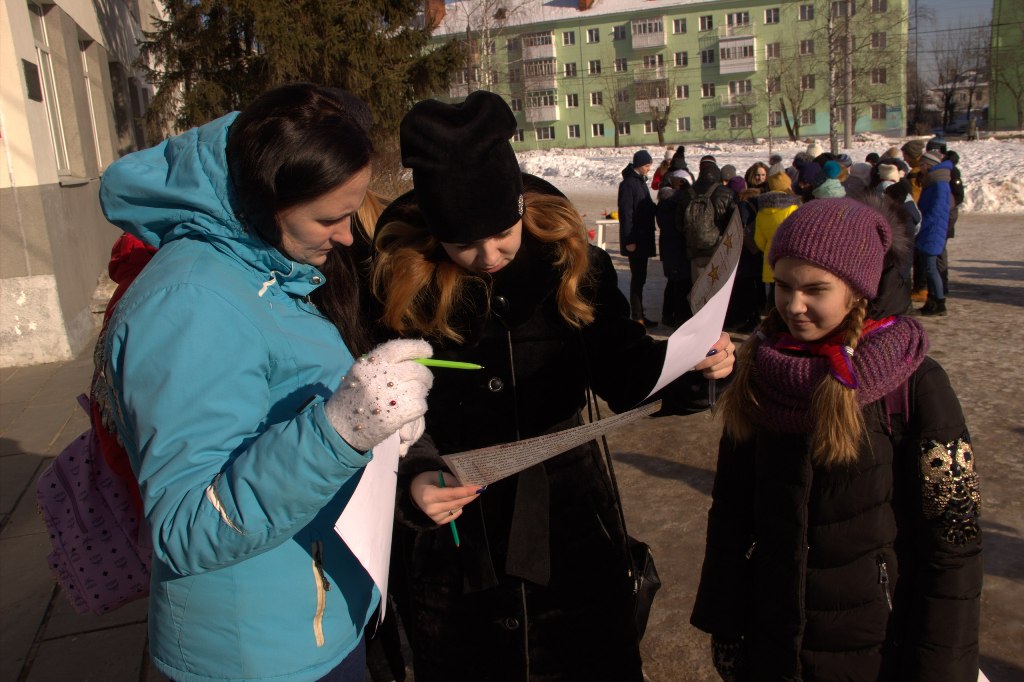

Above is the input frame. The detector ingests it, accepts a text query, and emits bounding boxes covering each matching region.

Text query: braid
[810,298,869,467]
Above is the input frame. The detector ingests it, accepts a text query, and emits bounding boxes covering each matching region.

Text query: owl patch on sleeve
[919,432,980,545]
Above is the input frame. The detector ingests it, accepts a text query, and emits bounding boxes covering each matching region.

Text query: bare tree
[992,42,1024,129]
[444,0,534,95]
[634,78,672,145]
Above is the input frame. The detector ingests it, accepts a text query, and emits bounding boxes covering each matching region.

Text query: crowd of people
[619,136,966,329]
[92,85,980,682]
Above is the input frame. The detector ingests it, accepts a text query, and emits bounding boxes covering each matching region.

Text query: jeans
[921,251,944,301]
[628,254,649,319]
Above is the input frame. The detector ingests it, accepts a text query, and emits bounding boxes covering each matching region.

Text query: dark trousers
[662,278,693,326]
[914,246,948,295]
[628,254,649,320]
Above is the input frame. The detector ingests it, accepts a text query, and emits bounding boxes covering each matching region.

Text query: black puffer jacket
[691,358,982,681]
[386,222,710,682]
[676,167,736,259]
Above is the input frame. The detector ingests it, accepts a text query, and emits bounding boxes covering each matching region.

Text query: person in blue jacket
[914,150,953,316]
[98,84,434,682]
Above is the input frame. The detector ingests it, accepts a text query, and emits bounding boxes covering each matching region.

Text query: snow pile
[517,134,1024,213]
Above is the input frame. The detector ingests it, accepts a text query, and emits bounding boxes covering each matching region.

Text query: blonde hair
[354,190,388,241]
[371,190,594,342]
[719,298,869,467]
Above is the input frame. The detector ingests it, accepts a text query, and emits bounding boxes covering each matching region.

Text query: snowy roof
[433,0,717,36]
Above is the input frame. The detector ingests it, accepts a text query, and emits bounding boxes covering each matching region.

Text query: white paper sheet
[335,432,400,624]
[645,215,744,399]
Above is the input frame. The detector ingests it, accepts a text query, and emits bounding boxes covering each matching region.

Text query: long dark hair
[226,83,374,354]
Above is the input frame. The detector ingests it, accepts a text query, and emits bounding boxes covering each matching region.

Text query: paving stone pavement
[1,206,1020,682]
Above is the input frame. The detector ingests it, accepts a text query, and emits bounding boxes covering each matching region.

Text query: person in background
[369,91,735,682]
[98,84,434,682]
[657,169,694,328]
[618,148,659,327]
[720,164,738,187]
[865,152,880,164]
[915,150,953,316]
[754,167,801,309]
[745,162,769,193]
[651,146,676,190]
[692,198,981,682]
[677,157,735,284]
[726,167,767,333]
[812,161,847,199]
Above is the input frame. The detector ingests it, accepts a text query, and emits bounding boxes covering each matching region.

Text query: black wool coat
[691,358,982,682]
[390,232,709,682]
[617,164,657,258]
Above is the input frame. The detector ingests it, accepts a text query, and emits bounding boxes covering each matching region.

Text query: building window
[509,66,522,82]
[536,126,555,140]
[29,2,69,173]
[721,44,754,60]
[566,93,579,108]
[765,8,780,24]
[801,74,816,90]
[523,32,553,48]
[675,84,690,99]
[563,31,575,46]
[568,124,581,138]
[673,18,687,34]
[616,88,630,103]
[766,42,781,59]
[589,59,602,75]
[674,51,689,67]
[507,37,521,51]
[701,82,716,98]
[527,90,557,108]
[769,110,782,127]
[565,62,577,77]
[590,91,603,106]
[767,76,781,94]
[800,39,815,55]
[510,97,523,112]
[633,18,663,36]
[617,121,631,135]
[871,32,887,49]
[614,58,628,72]
[832,1,854,17]
[643,54,663,69]
[726,12,750,26]
[871,103,887,119]
[592,122,605,136]
[799,4,814,20]
[701,49,716,64]
[702,115,717,130]
[524,59,556,78]
[513,129,525,142]
[730,113,753,128]
[729,80,752,96]
[677,116,691,131]
[872,0,887,11]
[699,15,713,31]
[587,28,600,43]
[871,67,887,84]
[801,108,816,125]
[613,25,627,40]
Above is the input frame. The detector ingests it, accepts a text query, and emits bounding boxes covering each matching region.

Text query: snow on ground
[517,132,1024,214]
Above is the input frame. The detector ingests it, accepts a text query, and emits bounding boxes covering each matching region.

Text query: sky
[515,132,1024,213]
[918,0,992,31]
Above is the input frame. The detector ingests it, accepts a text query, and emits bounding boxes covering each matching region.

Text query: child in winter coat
[691,198,982,682]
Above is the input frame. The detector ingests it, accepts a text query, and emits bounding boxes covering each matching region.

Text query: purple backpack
[36,395,152,615]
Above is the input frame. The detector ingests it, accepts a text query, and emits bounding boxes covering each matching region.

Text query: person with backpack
[753,169,801,309]
[691,198,982,682]
[676,157,735,283]
[618,149,659,327]
[97,84,434,682]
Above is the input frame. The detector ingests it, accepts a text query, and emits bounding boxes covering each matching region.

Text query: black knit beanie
[400,91,524,243]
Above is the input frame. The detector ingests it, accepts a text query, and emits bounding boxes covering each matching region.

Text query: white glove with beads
[326,339,434,455]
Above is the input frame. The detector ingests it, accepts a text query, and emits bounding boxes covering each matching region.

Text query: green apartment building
[426,0,908,150]
[989,0,1024,131]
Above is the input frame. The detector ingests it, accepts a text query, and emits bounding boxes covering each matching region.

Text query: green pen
[414,358,484,370]
[437,471,461,547]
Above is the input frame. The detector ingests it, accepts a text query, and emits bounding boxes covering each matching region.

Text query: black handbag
[584,387,662,640]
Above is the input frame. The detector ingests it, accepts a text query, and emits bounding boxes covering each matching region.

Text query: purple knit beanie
[768,198,892,299]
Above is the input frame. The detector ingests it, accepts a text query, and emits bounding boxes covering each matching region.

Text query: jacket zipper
[311,540,331,647]
[745,540,757,560]
[878,558,893,611]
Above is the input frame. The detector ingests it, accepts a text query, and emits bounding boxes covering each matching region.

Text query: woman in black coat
[370,91,735,682]
[692,198,981,682]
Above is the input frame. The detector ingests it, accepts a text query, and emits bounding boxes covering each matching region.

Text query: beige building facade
[1,0,158,367]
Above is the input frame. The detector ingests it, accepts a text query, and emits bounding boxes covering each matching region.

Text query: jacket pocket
[311,540,332,647]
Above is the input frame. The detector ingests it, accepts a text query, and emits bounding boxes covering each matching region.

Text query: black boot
[921,298,947,316]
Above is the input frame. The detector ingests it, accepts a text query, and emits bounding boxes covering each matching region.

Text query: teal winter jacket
[99,113,378,682]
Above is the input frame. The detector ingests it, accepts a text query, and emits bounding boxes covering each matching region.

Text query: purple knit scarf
[750,316,929,433]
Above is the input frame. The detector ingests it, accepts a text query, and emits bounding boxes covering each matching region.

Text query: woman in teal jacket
[98,85,433,682]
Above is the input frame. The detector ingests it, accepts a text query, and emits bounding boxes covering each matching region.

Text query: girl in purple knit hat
[691,198,982,682]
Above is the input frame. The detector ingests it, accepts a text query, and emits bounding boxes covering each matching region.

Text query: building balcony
[633,66,667,82]
[632,32,666,50]
[523,43,555,61]
[635,98,671,114]
[718,24,753,38]
[719,57,756,75]
[719,94,750,108]
[525,105,559,123]
[524,73,557,90]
